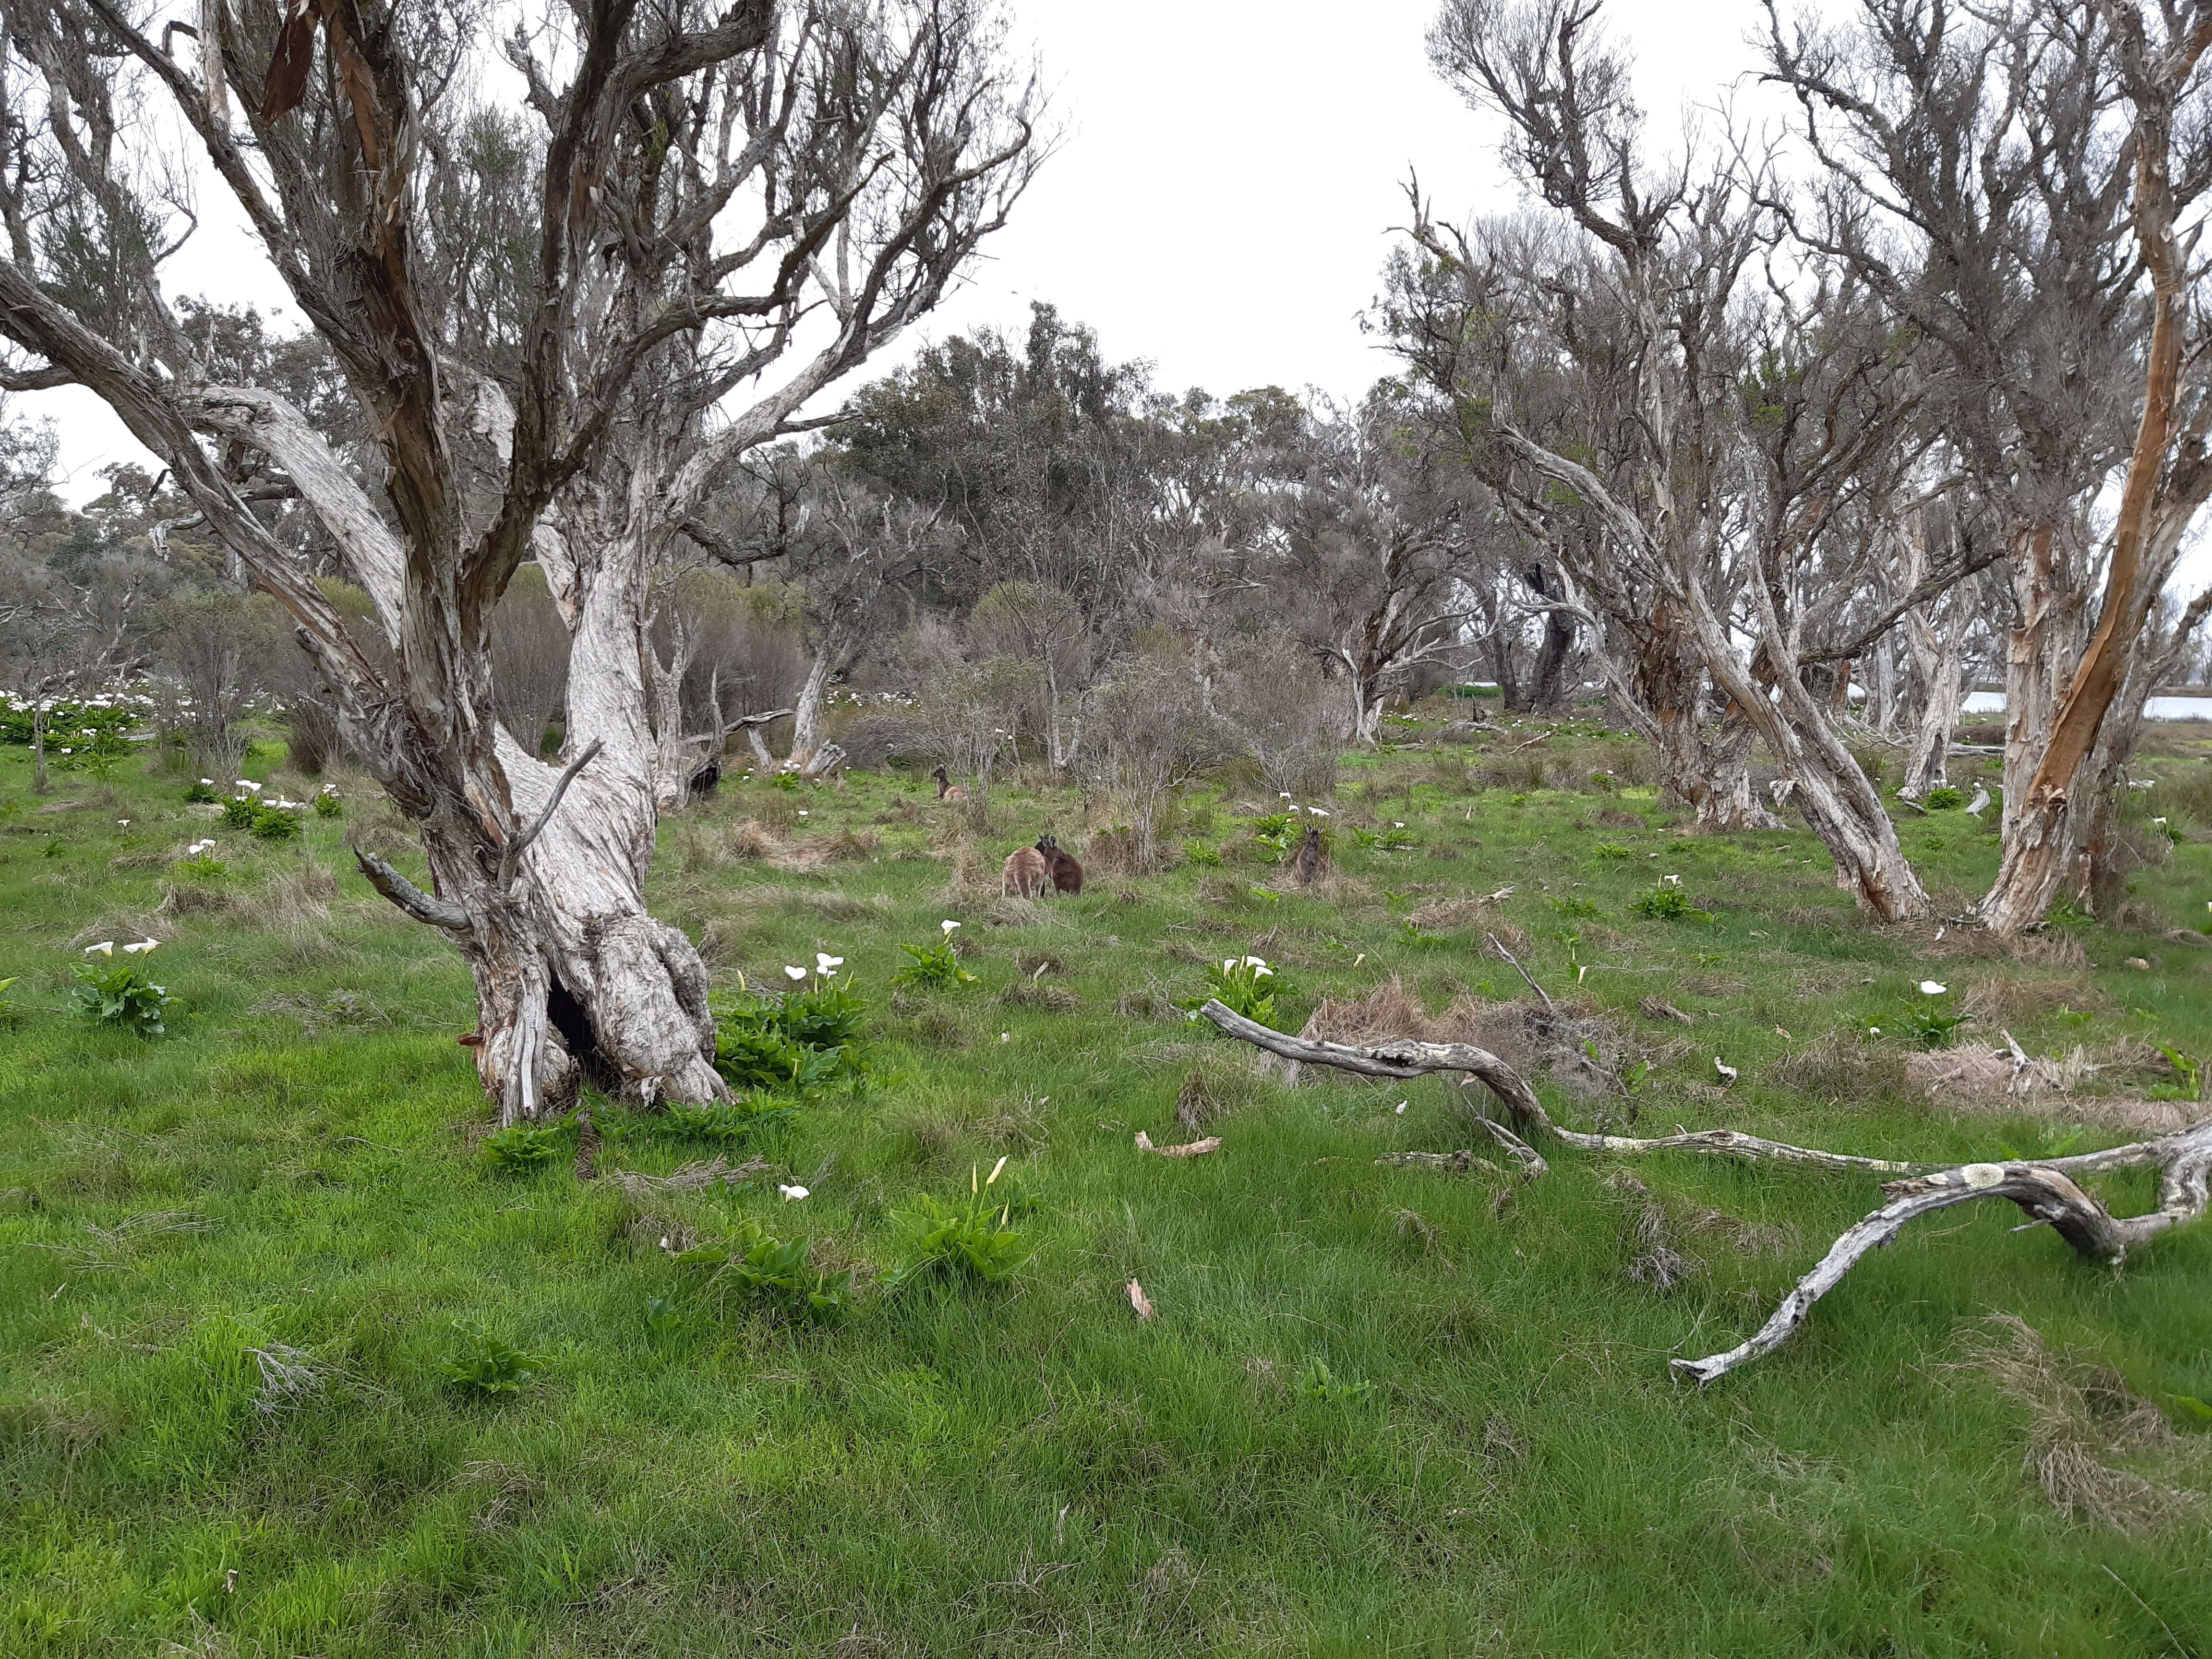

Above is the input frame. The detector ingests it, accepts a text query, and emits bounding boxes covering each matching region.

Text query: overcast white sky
[30,0,1785,500]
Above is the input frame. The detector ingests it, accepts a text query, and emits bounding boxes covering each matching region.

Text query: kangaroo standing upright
[1035,834,1083,895]
[1293,825,1325,886]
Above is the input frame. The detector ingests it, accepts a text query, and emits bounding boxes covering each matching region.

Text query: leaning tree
[0,0,1036,1121]
[1762,0,2212,930]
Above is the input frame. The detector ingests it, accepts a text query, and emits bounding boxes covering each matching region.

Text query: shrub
[885,1161,1031,1291]
[482,1123,565,1174]
[664,1096,798,1144]
[71,961,174,1038]
[1592,841,1632,859]
[1922,785,1965,811]
[1181,840,1222,867]
[313,791,343,819]
[1631,888,1713,923]
[439,1322,540,1398]
[249,804,303,841]
[221,797,256,830]
[673,1219,848,1322]
[1182,955,1281,1027]
[714,984,868,1090]
[892,938,977,989]
[184,780,220,804]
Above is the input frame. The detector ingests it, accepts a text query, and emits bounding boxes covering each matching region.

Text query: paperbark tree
[1762,0,2212,929]
[0,0,1036,1122]
[1282,393,1480,745]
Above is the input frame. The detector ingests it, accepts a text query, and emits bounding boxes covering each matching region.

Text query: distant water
[1961,691,2212,721]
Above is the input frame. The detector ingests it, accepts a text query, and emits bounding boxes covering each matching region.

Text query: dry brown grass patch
[1953,1315,2201,1531]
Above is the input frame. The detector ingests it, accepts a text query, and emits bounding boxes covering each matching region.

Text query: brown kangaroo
[1036,834,1083,895]
[931,764,969,804]
[1293,825,1325,886]
[1002,845,1048,898]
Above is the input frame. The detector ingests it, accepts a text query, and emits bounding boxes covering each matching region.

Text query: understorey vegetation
[2,707,2209,1652]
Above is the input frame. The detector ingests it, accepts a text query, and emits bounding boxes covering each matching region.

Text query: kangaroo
[1003,845,1048,898]
[1036,833,1083,896]
[931,764,969,804]
[1292,824,1325,886]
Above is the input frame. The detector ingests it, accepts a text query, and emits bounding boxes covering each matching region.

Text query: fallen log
[1191,1000,2212,1382]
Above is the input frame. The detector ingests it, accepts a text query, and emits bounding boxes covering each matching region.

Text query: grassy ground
[2,709,2210,1657]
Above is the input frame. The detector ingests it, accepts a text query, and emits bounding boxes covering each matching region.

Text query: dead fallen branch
[1192,999,2212,1382]
[1135,1130,1221,1158]
[1195,1001,1920,1174]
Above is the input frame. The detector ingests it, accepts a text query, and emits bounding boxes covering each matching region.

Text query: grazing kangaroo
[1003,845,1048,898]
[1036,834,1083,896]
[931,764,969,804]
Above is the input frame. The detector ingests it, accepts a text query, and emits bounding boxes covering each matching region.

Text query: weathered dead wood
[1194,1001,1918,1174]
[1673,1120,2212,1382]
[1195,999,2212,1381]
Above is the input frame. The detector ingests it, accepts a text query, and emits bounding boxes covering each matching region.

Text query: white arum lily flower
[117,818,130,827]
[236,780,260,793]
[121,938,157,955]
[986,1155,1009,1186]
[798,809,809,817]
[1279,792,1292,800]
[783,965,807,981]
[999,1032,1011,1043]
[1714,1057,1739,1082]
[1920,980,1947,996]
[1309,807,1331,817]
[778,1184,810,1202]
[199,778,214,786]
[58,747,71,755]
[84,941,115,957]
[940,919,961,934]
[1394,1101,1408,1115]
[1662,874,1682,887]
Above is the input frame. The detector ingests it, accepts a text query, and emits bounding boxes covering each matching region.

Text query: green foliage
[313,791,344,818]
[673,1218,848,1322]
[1348,824,1416,851]
[439,1322,540,1398]
[1181,839,1222,866]
[482,1123,565,1175]
[891,938,977,988]
[184,780,220,804]
[70,960,174,1038]
[885,1163,1031,1292]
[770,770,801,792]
[221,796,256,830]
[1904,995,1969,1050]
[1297,1358,1375,1405]
[714,984,868,1091]
[0,976,16,1027]
[1922,785,1965,811]
[1247,811,1297,860]
[1591,842,1632,859]
[249,803,303,840]
[664,1096,797,1145]
[1550,895,1602,918]
[0,695,141,747]
[1183,956,1280,1027]
[174,852,228,879]
[2152,1045,2202,1102]
[1630,888,1712,923]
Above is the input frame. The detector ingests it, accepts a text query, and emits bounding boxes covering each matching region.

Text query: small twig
[1486,933,1554,1013]
[500,737,602,890]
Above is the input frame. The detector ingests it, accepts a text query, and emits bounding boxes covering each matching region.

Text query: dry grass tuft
[1958,973,2108,1027]
[1604,1171,1706,1291]
[775,828,883,870]
[1769,1030,1912,1103]
[998,981,1080,1012]
[1953,1315,2201,1531]
[1406,895,1502,933]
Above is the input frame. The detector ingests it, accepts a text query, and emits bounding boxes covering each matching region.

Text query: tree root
[1194,1000,2212,1381]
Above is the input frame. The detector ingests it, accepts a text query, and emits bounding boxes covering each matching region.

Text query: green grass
[2,719,2211,1655]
